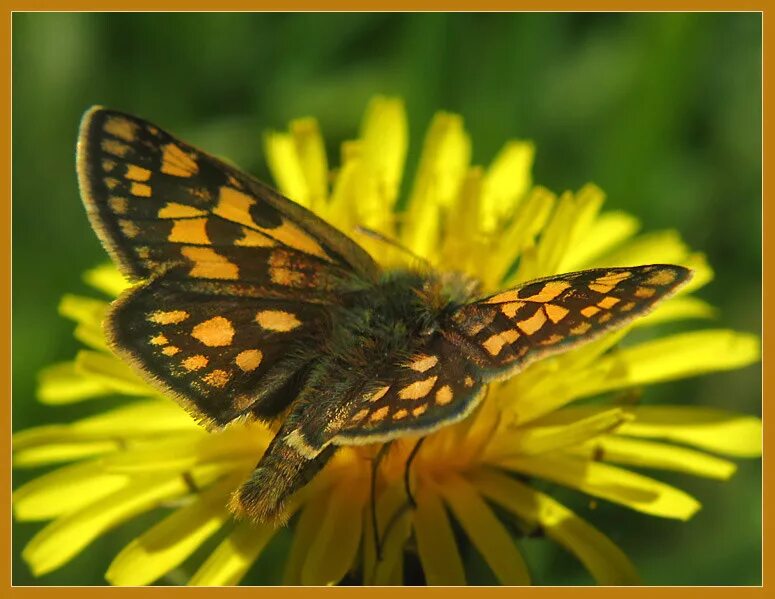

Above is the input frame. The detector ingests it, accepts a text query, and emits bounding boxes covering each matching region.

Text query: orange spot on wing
[366,385,390,402]
[635,286,656,298]
[158,203,207,218]
[393,409,409,420]
[214,187,258,229]
[581,305,601,318]
[398,376,438,400]
[588,283,614,294]
[412,405,428,417]
[125,164,151,181]
[149,310,189,325]
[182,355,209,371]
[169,218,210,245]
[570,322,592,335]
[130,182,152,197]
[269,267,307,287]
[517,309,547,335]
[108,196,128,214]
[544,303,569,323]
[407,354,438,373]
[150,334,168,346]
[181,246,239,280]
[435,385,453,406]
[255,310,302,332]
[191,316,235,347]
[482,329,520,356]
[369,406,389,422]
[203,369,230,388]
[103,116,137,142]
[235,349,263,372]
[162,345,180,356]
[501,302,525,318]
[597,296,620,309]
[101,138,130,157]
[266,219,331,261]
[235,228,276,247]
[161,143,198,177]
[645,269,677,286]
[350,408,369,423]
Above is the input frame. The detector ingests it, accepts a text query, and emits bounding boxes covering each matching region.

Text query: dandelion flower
[14,96,761,586]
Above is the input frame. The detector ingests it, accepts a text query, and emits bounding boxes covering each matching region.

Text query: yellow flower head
[14,96,761,586]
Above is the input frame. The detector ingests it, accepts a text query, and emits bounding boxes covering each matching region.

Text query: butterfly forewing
[447,264,692,378]
[77,107,379,293]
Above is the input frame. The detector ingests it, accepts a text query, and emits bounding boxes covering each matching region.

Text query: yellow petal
[681,252,714,293]
[413,481,466,585]
[564,211,641,270]
[13,462,128,521]
[441,167,485,274]
[634,296,717,327]
[75,350,151,396]
[498,453,700,520]
[264,130,310,207]
[585,330,760,395]
[480,140,535,233]
[595,229,689,267]
[283,492,330,584]
[364,481,413,586]
[13,441,120,468]
[499,329,629,423]
[618,406,762,457]
[359,96,408,209]
[567,435,737,480]
[37,361,113,404]
[83,263,131,296]
[439,473,530,585]
[301,470,368,585]
[107,476,236,585]
[101,429,261,474]
[522,184,604,279]
[407,111,470,208]
[22,468,221,576]
[290,117,329,209]
[487,408,632,460]
[188,520,278,586]
[494,186,556,287]
[59,293,108,328]
[471,469,640,585]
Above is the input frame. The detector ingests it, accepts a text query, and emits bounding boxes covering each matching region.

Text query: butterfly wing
[446,264,692,378]
[331,264,690,445]
[77,107,379,294]
[333,334,485,445]
[77,108,378,427]
[107,266,326,427]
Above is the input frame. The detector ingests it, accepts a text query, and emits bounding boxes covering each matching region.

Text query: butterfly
[77,107,692,524]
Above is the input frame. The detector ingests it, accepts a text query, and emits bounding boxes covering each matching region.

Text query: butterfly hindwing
[447,264,692,378]
[107,267,326,428]
[77,107,379,299]
[333,334,485,445]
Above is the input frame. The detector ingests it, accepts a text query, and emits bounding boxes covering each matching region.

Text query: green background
[12,12,762,585]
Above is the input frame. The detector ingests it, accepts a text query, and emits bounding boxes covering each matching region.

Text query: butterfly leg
[404,437,425,509]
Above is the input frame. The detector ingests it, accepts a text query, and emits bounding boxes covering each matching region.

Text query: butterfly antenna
[355,226,433,271]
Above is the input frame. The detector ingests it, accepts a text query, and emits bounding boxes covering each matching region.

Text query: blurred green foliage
[12,12,761,586]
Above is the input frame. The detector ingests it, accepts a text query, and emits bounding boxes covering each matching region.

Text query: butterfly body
[77,107,692,524]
